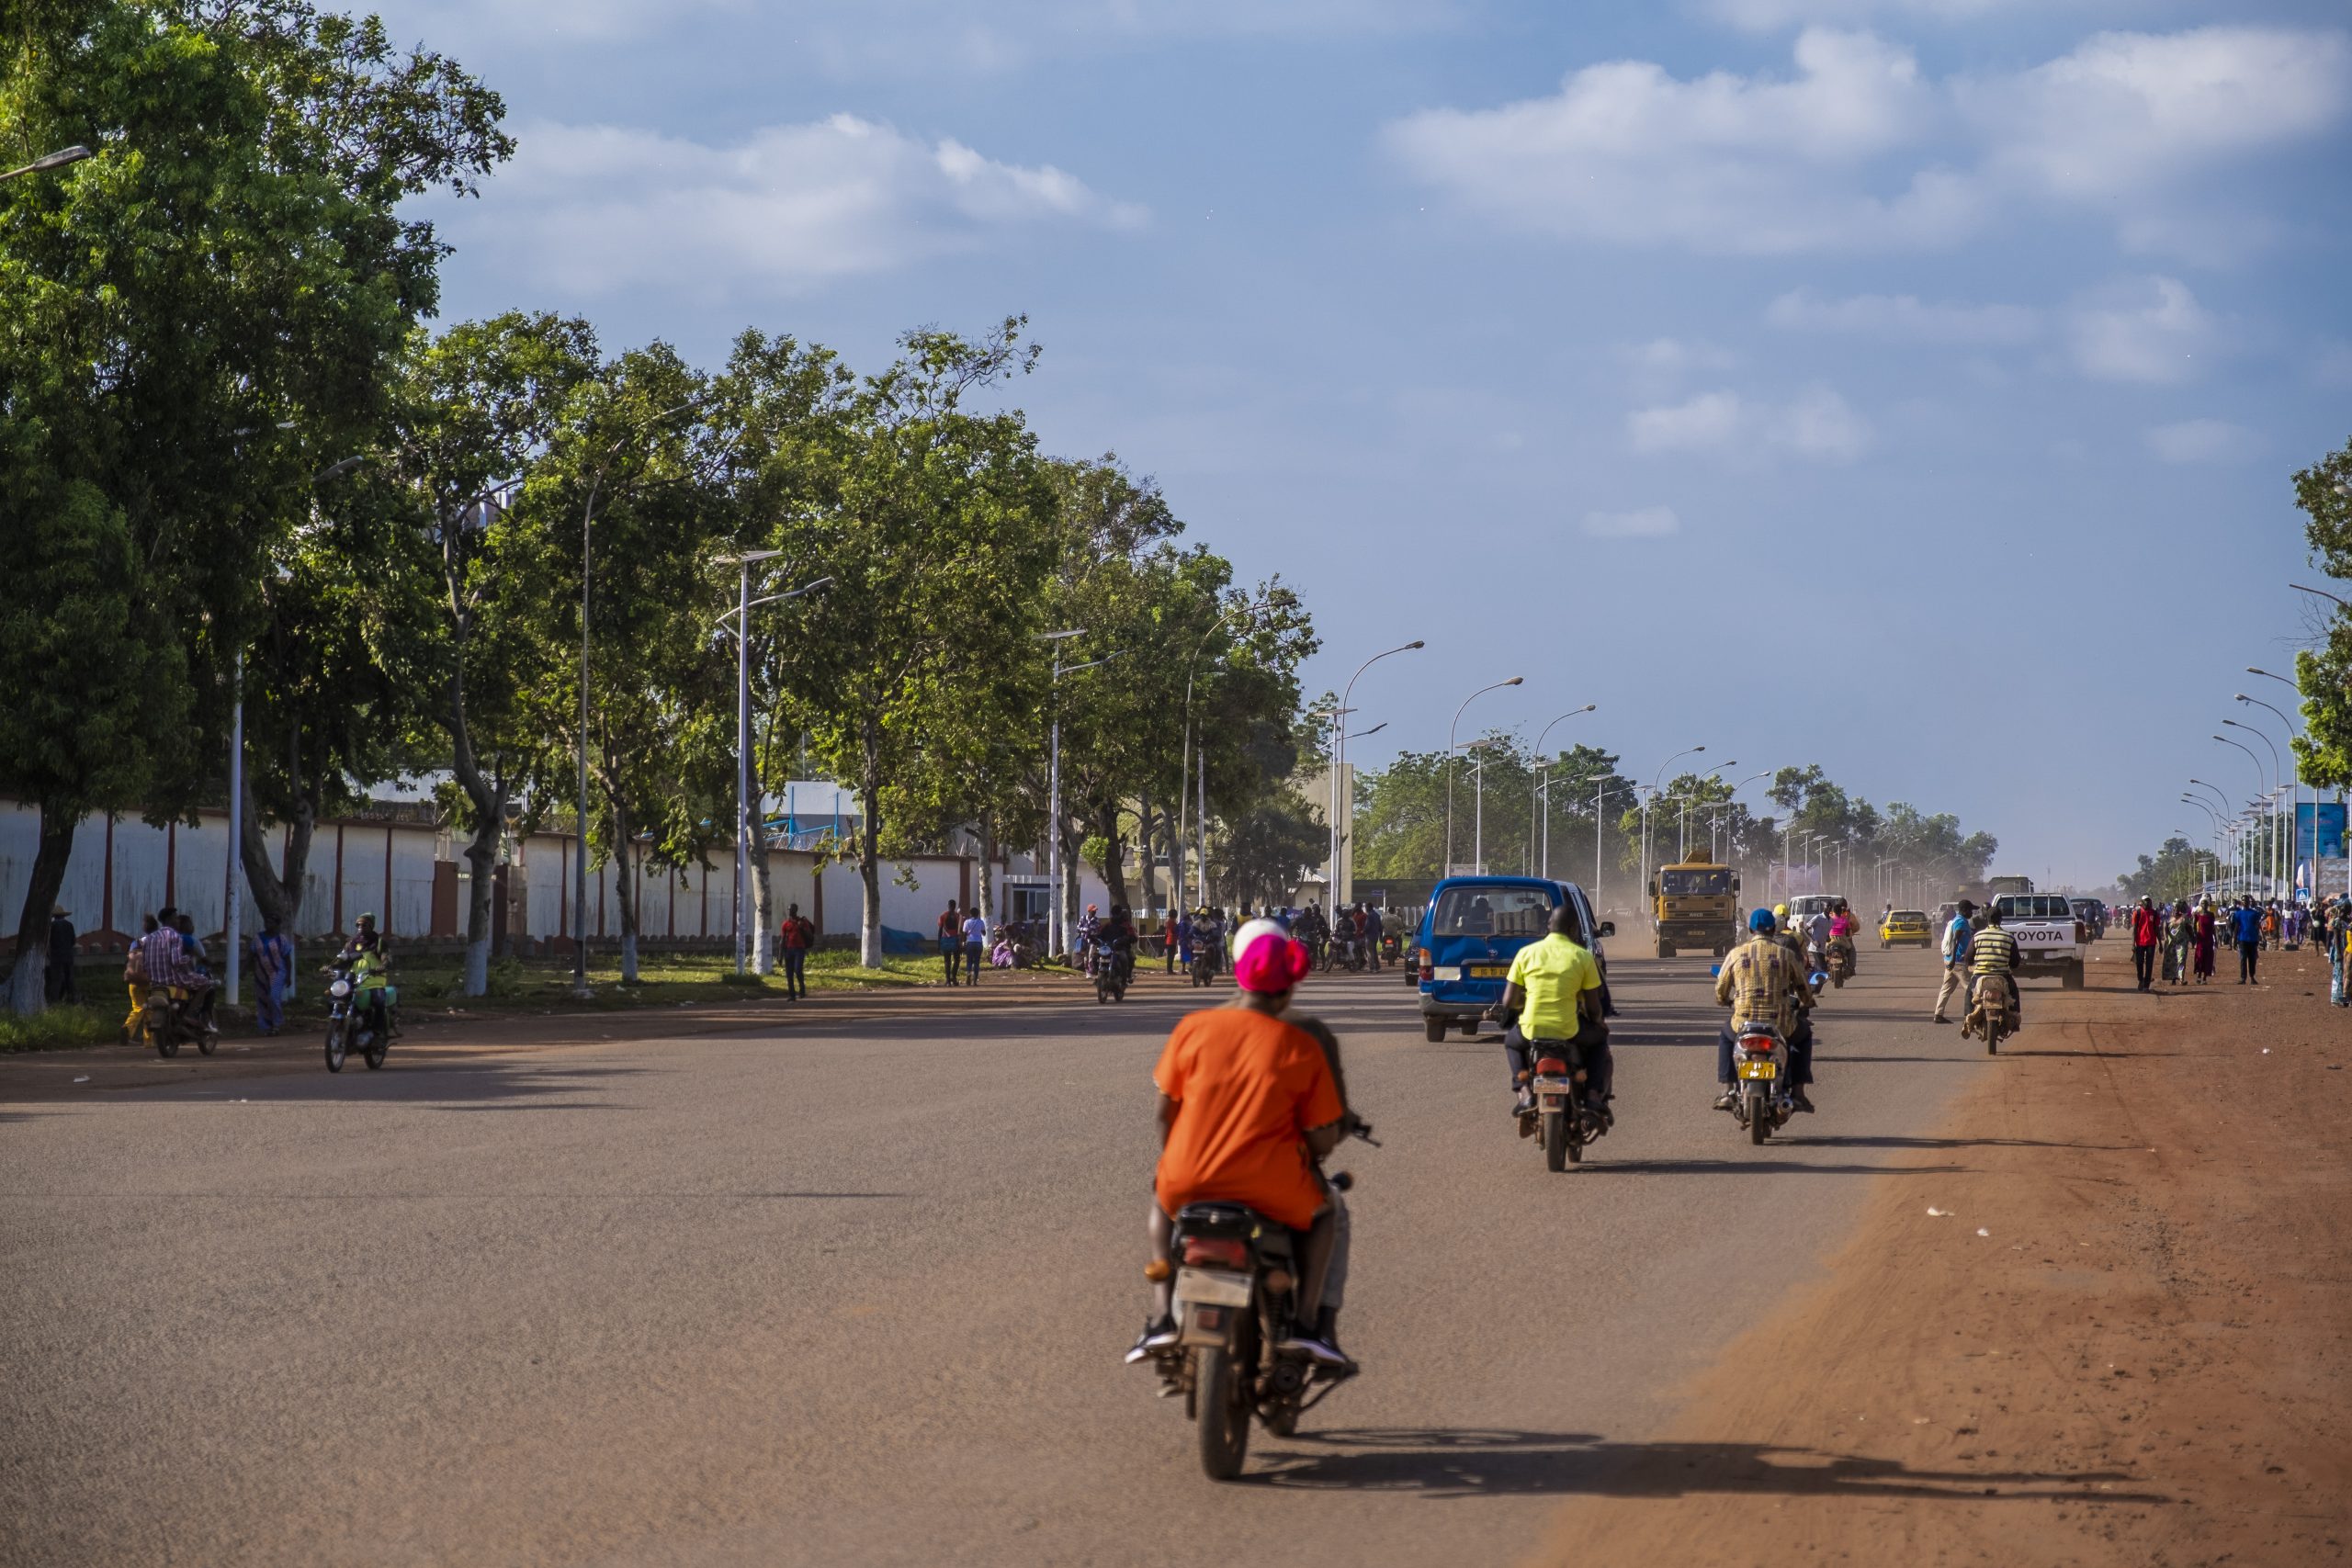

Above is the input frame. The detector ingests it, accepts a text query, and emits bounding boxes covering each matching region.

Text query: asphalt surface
[3,942,2008,1567]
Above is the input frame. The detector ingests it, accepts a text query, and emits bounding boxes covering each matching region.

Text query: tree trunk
[858,713,885,967]
[6,800,77,1017]
[977,808,997,926]
[1060,817,1083,960]
[238,770,314,932]
[1137,793,1159,915]
[747,827,775,974]
[442,665,502,998]
[1093,799,1130,910]
[613,804,639,985]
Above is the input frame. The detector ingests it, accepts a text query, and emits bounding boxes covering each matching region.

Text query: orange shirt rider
[1153,1007,1344,1231]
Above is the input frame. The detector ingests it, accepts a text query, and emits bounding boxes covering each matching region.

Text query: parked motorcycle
[1093,939,1129,1003]
[1150,1157,1369,1479]
[1520,1041,1607,1171]
[1962,975,2014,1054]
[140,987,217,1059]
[1728,1021,1794,1144]
[322,958,392,1073]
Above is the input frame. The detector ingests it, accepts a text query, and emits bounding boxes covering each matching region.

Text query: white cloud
[1583,505,1683,538]
[458,116,1145,295]
[1703,0,2055,31]
[2064,275,2214,384]
[2145,419,2260,464]
[1385,25,2350,257]
[1630,391,1749,454]
[1628,386,1871,462]
[1765,288,2039,344]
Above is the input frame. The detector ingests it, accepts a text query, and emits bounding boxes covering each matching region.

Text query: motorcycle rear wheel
[155,1032,179,1059]
[324,1023,347,1073]
[1542,1110,1569,1172]
[1195,1346,1251,1480]
[198,1030,217,1056]
[1748,1093,1770,1145]
[364,1032,389,1069]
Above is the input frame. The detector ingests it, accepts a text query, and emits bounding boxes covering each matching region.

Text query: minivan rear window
[1430,886,1554,938]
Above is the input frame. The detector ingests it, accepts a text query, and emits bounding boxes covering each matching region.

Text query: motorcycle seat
[1173,1201,1264,1235]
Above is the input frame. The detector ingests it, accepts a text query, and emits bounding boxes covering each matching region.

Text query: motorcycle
[1826,941,1853,989]
[1093,939,1129,1003]
[322,958,393,1073]
[1520,1040,1606,1172]
[1728,1021,1794,1144]
[1962,974,2014,1054]
[1189,937,1223,987]
[1151,1147,1373,1479]
[140,986,217,1059]
[1804,943,1829,996]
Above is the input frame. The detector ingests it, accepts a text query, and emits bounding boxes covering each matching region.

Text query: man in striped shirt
[1970,902,2021,1032]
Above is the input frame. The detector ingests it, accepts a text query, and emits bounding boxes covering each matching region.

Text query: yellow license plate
[1466,964,1508,978]
[1736,1060,1778,1080]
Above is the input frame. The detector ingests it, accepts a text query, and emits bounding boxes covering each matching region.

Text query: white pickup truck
[1994,893,2086,988]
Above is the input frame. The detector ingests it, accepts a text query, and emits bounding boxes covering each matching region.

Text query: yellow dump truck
[1648,858,1742,959]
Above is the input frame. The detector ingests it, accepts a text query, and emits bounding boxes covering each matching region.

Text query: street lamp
[1045,635,1122,958]
[0,144,92,182]
[1529,704,1599,877]
[1444,677,1523,876]
[1177,601,1258,919]
[1332,640,1424,907]
[2239,694,2305,892]
[1640,746,1704,920]
[714,557,830,974]
[2212,733,2272,898]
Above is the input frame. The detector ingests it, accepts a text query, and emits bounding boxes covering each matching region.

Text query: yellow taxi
[1879,908,1931,949]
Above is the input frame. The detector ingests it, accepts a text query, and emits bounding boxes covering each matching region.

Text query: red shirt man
[2132,900,2161,948]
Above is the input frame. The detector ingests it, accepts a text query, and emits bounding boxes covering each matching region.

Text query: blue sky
[372,0,2352,889]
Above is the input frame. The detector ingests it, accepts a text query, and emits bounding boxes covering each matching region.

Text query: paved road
[3,942,2013,1566]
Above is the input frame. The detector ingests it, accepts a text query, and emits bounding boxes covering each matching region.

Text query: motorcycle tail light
[1742,1039,1777,1055]
[1263,1269,1295,1295]
[1535,1056,1568,1076]
[1182,1237,1248,1269]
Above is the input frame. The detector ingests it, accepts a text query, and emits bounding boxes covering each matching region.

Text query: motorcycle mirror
[1708,964,1722,978]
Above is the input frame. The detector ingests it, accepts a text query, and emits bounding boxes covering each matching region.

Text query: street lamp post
[1176,602,1256,920]
[2239,693,2304,893]
[1593,781,1637,911]
[1333,640,1424,907]
[2212,731,2274,898]
[714,559,830,974]
[2224,717,2286,897]
[1529,705,1598,877]
[1444,677,1523,876]
[1640,747,1705,922]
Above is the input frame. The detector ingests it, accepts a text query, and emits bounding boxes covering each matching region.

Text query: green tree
[2120,836,2207,903]
[2292,434,2352,789]
[1210,785,1326,909]
[787,319,1059,965]
[2,0,506,1011]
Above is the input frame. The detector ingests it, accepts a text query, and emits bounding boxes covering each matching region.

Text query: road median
[1534,943,2352,1566]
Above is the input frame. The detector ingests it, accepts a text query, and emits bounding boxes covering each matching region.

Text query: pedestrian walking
[937,900,963,986]
[2192,900,2217,983]
[961,909,988,984]
[779,904,813,999]
[2232,899,2262,984]
[121,913,160,1043]
[1932,898,1975,1022]
[2332,897,2351,1007]
[2130,897,2159,990]
[2165,901,2192,986]
[247,916,293,1035]
[45,904,78,1004]
[1167,909,1191,974]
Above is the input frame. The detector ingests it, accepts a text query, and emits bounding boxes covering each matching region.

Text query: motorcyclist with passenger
[1128,919,1359,1373]
[1827,900,1860,971]
[336,912,394,1044]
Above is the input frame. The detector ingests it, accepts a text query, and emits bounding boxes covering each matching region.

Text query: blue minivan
[1414,876,1612,1043]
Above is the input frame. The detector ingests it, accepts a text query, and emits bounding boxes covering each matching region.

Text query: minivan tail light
[1417,947,1433,981]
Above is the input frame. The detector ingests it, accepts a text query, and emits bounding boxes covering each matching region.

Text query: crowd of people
[2126,892,2342,991]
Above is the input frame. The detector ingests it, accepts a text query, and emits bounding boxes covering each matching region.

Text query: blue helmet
[1749,908,1777,933]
